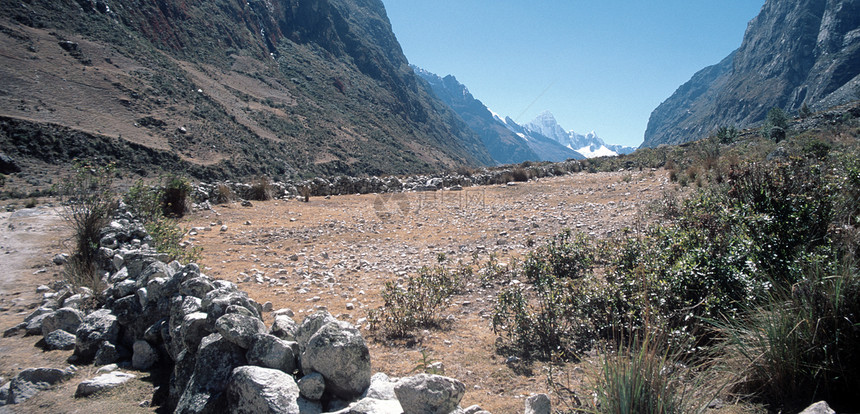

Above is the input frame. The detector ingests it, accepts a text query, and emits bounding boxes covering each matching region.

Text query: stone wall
[4,205,506,414]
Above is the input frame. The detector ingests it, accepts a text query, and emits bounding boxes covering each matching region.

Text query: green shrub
[125,179,202,263]
[724,158,835,284]
[367,264,467,338]
[589,330,707,414]
[162,174,192,217]
[125,179,163,223]
[60,161,117,295]
[763,107,789,142]
[493,231,596,359]
[510,167,529,182]
[716,126,739,144]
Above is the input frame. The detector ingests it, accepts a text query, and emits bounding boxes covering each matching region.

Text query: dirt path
[0,206,67,320]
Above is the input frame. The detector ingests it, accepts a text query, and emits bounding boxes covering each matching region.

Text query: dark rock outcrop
[643,0,860,147]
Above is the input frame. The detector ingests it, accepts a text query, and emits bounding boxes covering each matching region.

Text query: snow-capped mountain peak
[523,111,634,158]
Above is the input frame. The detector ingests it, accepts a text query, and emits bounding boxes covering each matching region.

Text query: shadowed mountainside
[0,0,493,179]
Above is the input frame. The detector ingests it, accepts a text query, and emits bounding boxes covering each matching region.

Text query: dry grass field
[182,170,672,413]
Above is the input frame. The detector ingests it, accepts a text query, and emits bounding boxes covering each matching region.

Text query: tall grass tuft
[248,175,274,201]
[588,329,711,414]
[717,269,860,412]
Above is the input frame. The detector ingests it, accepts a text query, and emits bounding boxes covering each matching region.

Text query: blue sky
[382,1,765,147]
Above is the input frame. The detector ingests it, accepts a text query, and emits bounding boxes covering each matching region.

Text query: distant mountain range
[523,111,636,158]
[414,67,634,164]
[643,0,860,147]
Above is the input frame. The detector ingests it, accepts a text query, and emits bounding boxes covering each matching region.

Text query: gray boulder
[297,372,326,401]
[140,260,172,283]
[62,293,89,310]
[181,312,212,352]
[5,367,74,405]
[202,288,261,321]
[41,307,83,337]
[270,315,300,342]
[180,277,217,299]
[799,401,836,414]
[394,374,465,414]
[226,366,300,414]
[44,329,76,350]
[298,397,323,414]
[364,373,399,400]
[525,394,551,414]
[112,294,143,325]
[300,322,371,400]
[296,311,339,351]
[93,340,126,366]
[246,333,299,373]
[175,333,247,414]
[112,279,138,299]
[75,309,120,361]
[215,313,267,349]
[75,371,136,397]
[331,398,403,414]
[132,340,159,370]
[460,405,490,414]
[25,312,51,335]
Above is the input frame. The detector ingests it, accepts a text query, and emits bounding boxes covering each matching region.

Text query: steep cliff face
[643,0,860,147]
[0,0,493,178]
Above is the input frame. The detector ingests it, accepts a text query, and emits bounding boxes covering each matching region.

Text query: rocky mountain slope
[412,68,541,165]
[0,0,493,179]
[415,67,637,162]
[643,0,860,147]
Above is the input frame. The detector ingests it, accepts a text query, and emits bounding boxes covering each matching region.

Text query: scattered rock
[524,393,551,414]
[52,253,69,266]
[799,401,836,414]
[394,374,465,414]
[44,329,76,350]
[75,371,136,397]
[4,367,74,405]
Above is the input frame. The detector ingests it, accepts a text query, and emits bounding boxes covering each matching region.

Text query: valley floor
[184,170,671,413]
[0,169,686,413]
